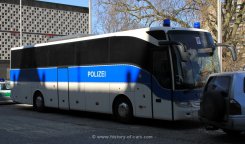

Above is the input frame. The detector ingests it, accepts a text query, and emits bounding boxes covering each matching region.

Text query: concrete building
[0,0,89,79]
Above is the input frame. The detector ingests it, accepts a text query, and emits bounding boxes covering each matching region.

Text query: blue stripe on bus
[68,65,151,83]
[10,65,200,101]
[10,68,58,82]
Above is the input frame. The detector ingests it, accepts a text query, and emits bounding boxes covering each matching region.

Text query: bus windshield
[168,30,220,88]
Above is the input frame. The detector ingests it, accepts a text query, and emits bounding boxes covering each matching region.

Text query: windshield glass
[168,30,220,88]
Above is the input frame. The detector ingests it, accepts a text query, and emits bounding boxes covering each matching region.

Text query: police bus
[10,22,236,122]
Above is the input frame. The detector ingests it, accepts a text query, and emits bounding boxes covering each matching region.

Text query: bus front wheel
[113,97,133,123]
[33,93,45,112]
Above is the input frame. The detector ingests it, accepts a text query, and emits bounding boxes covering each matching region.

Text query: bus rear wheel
[33,93,45,112]
[113,97,133,123]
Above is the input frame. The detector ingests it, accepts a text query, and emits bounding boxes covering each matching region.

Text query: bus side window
[153,50,172,89]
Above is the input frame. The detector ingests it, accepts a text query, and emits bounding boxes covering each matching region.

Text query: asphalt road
[0,102,244,144]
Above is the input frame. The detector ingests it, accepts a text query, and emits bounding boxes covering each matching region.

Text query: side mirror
[216,43,237,61]
[176,44,189,62]
[159,41,189,62]
[175,75,184,85]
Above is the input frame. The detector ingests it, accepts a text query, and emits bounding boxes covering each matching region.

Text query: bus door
[57,67,69,110]
[152,48,174,120]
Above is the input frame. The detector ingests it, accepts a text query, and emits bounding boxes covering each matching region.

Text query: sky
[39,0,88,7]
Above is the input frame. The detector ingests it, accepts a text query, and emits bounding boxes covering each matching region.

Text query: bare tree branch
[96,0,244,71]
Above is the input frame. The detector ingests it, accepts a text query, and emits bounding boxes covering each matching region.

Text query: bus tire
[113,96,133,123]
[33,92,45,112]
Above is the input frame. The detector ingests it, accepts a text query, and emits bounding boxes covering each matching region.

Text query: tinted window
[110,37,153,70]
[11,43,77,68]
[76,38,109,65]
[205,76,231,95]
[11,36,155,70]
[152,49,172,88]
[168,31,215,50]
[48,43,76,67]
[147,30,166,40]
[35,46,49,67]
[11,48,36,69]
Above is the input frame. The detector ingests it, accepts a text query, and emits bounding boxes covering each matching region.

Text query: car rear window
[204,76,231,95]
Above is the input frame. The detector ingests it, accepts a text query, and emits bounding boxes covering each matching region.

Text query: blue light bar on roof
[163,19,170,27]
[194,22,201,29]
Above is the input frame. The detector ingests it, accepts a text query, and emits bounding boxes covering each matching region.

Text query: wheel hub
[36,96,43,108]
[118,102,129,118]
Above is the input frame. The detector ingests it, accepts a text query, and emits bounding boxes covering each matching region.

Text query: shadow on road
[9,103,245,143]
[16,103,202,130]
[208,133,245,144]
[135,118,202,130]
[0,100,15,105]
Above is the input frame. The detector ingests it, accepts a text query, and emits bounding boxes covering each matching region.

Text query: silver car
[199,72,245,135]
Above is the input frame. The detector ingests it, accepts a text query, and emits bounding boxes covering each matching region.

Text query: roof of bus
[11,27,209,51]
